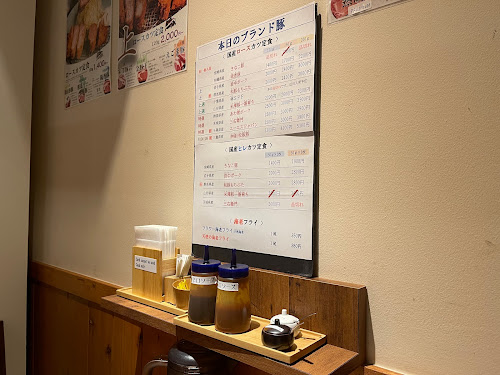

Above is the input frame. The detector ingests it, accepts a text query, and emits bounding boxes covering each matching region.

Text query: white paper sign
[195,3,316,145]
[134,255,157,273]
[193,135,314,260]
[193,4,316,262]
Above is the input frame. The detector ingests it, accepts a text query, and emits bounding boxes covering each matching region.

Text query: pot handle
[142,358,168,375]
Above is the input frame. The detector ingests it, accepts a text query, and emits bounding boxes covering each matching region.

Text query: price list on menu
[193,3,317,262]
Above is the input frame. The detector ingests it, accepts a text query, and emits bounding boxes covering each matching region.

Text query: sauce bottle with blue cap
[215,249,251,333]
[188,246,221,325]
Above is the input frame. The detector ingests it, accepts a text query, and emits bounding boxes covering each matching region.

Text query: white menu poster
[65,0,112,108]
[193,4,317,261]
[117,0,187,90]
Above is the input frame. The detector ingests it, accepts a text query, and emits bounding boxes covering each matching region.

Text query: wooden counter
[102,294,362,375]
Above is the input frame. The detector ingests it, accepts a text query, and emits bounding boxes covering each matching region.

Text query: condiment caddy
[173,314,326,364]
[120,241,327,363]
[176,248,325,364]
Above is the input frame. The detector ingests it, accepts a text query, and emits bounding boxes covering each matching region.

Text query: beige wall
[31,0,500,374]
[0,1,36,374]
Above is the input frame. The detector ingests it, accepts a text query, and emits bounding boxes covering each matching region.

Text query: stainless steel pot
[142,340,226,375]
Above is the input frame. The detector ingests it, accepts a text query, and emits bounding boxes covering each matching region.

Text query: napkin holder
[132,246,179,302]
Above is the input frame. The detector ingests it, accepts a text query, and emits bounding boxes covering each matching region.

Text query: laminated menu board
[65,0,112,108]
[192,3,319,276]
[117,0,187,90]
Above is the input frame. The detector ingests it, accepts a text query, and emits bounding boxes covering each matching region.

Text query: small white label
[192,276,218,285]
[267,325,285,332]
[349,0,372,15]
[134,255,157,274]
[217,280,239,292]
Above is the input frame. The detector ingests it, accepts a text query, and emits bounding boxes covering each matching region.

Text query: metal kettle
[142,340,227,375]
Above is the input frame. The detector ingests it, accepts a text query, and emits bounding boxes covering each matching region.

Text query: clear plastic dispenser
[215,249,251,334]
[188,246,220,325]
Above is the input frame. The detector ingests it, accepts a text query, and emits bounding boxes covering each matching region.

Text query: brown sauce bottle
[188,246,220,325]
[215,249,251,334]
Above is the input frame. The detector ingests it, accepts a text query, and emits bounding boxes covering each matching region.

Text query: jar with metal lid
[215,250,251,334]
[188,246,221,325]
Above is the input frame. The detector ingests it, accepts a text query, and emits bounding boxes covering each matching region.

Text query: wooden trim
[29,261,121,305]
[365,365,404,375]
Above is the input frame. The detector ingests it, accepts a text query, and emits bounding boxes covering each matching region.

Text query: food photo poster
[328,0,405,23]
[65,0,112,108]
[117,0,187,91]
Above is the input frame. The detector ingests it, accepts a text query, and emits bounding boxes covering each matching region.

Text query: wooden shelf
[101,295,362,375]
[102,295,176,335]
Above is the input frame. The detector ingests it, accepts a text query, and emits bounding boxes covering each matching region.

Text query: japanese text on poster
[193,4,317,260]
[193,136,315,260]
[117,0,187,90]
[195,4,316,145]
[65,0,112,108]
[328,0,406,23]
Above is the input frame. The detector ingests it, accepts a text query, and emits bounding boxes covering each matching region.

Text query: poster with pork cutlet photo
[117,0,187,91]
[64,0,112,109]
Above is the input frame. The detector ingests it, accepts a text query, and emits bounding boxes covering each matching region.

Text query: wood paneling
[140,326,176,375]
[33,283,89,375]
[30,262,403,375]
[289,277,367,357]
[111,316,142,375]
[249,268,289,319]
[29,261,119,305]
[249,267,367,361]
[89,306,115,374]
[31,282,171,375]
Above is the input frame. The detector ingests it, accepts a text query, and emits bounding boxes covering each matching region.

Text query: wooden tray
[116,287,186,315]
[173,314,326,364]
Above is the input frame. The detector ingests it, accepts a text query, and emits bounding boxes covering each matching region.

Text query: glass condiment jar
[188,247,220,325]
[215,250,250,334]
